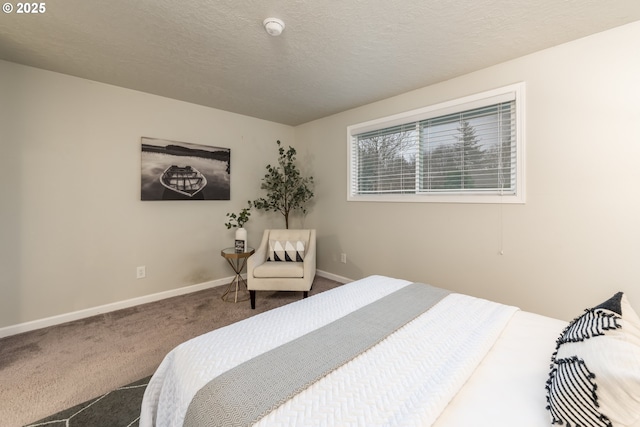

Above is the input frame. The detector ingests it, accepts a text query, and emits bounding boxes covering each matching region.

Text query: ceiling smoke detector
[263,18,285,36]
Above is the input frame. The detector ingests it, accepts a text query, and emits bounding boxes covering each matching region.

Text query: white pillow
[267,240,305,262]
[546,292,640,427]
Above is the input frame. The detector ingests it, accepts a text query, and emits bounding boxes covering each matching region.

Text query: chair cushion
[253,261,304,278]
[267,240,305,262]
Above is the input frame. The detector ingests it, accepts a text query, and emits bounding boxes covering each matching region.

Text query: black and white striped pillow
[545,292,640,427]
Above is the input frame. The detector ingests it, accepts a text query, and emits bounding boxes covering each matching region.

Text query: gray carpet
[24,376,150,427]
[0,276,344,427]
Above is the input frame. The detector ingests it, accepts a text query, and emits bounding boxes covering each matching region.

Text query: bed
[139,275,640,427]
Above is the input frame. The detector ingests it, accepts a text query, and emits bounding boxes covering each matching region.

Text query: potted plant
[252,140,314,229]
[225,201,252,251]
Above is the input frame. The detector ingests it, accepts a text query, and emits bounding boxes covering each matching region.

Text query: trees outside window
[348,83,524,204]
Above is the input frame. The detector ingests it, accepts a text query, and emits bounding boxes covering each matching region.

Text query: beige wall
[2,21,640,330]
[297,21,640,321]
[0,60,294,328]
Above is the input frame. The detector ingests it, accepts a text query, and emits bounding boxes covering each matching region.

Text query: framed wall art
[141,137,230,201]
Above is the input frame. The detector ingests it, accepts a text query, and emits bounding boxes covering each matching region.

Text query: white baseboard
[0,270,353,339]
[0,276,233,339]
[316,269,353,284]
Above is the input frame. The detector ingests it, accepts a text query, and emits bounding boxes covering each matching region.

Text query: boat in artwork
[160,165,207,198]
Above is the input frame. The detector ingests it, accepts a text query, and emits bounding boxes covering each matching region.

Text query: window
[347,83,525,203]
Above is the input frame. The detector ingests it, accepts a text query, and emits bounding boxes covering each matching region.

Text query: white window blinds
[348,83,524,203]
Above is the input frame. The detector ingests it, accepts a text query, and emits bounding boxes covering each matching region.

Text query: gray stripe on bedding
[183,282,450,427]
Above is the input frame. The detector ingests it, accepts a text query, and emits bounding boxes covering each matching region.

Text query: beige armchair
[247,229,316,309]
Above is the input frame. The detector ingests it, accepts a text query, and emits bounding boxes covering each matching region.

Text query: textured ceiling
[2,0,640,125]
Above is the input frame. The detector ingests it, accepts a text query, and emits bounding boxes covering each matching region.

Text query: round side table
[220,247,255,303]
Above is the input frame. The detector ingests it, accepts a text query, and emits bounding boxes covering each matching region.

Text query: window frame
[347,83,526,204]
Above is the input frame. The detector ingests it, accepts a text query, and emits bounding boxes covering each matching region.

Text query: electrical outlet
[340,253,347,264]
[136,266,146,279]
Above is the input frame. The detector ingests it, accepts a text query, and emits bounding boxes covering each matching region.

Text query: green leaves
[225,201,252,229]
[252,140,314,229]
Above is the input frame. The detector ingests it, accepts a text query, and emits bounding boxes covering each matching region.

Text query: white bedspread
[433,311,567,426]
[140,275,518,426]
